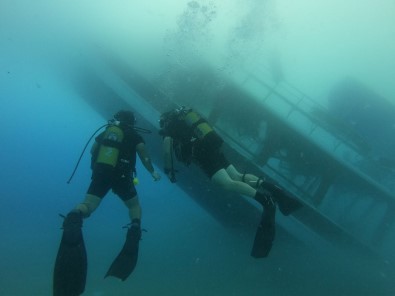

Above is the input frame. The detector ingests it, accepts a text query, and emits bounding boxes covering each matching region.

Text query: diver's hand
[151,171,161,181]
[164,168,177,183]
[168,172,177,183]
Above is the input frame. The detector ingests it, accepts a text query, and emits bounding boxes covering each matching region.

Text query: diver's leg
[74,194,102,218]
[105,195,142,281]
[251,189,276,258]
[224,164,243,181]
[259,179,303,216]
[225,164,261,188]
[106,177,141,281]
[123,196,142,224]
[53,211,87,295]
[53,168,110,294]
[211,168,257,198]
[212,167,278,209]
[74,164,111,217]
[226,164,302,215]
[212,167,277,258]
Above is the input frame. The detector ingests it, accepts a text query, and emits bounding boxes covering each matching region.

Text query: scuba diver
[159,106,302,259]
[53,110,161,296]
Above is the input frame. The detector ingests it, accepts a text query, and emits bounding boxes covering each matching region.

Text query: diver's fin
[277,194,303,216]
[251,203,276,258]
[53,211,87,296]
[260,180,303,216]
[105,224,141,281]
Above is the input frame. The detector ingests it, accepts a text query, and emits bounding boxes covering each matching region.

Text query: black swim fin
[105,224,141,281]
[251,201,276,258]
[260,180,303,216]
[53,211,87,296]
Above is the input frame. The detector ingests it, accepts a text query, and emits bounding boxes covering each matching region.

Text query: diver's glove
[164,168,177,183]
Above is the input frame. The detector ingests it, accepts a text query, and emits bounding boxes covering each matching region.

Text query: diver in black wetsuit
[53,110,161,296]
[159,106,302,258]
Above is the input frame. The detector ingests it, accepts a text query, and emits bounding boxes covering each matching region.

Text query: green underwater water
[1,1,395,295]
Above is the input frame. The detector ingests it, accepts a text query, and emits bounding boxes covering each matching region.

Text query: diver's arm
[163,136,173,172]
[163,136,177,183]
[136,142,161,181]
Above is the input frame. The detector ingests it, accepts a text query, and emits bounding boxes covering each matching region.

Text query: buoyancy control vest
[66,118,150,184]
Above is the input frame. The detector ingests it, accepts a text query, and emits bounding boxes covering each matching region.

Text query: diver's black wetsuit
[160,110,229,178]
[88,126,144,201]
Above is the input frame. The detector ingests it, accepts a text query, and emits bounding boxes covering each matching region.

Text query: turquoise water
[1,1,394,295]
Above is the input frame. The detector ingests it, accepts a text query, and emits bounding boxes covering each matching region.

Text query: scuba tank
[183,109,214,140]
[180,108,223,151]
[95,125,124,167]
[67,112,151,184]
